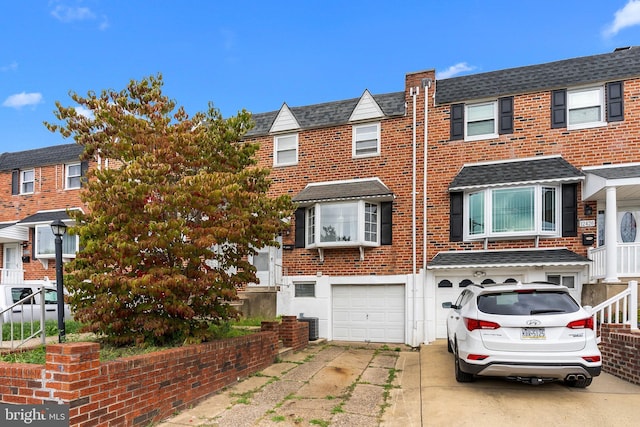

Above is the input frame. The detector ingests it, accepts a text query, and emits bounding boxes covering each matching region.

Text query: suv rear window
[477,291,580,315]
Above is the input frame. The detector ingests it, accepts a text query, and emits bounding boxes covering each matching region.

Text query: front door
[2,243,23,284]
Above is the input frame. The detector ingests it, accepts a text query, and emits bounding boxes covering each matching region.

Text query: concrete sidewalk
[155,342,422,427]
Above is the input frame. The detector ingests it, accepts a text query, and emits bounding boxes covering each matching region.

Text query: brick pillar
[45,342,100,402]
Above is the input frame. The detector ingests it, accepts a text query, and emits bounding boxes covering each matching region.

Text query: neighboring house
[247,46,640,345]
[0,144,89,286]
[425,46,640,341]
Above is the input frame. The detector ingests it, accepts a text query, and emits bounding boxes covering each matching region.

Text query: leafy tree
[46,74,293,346]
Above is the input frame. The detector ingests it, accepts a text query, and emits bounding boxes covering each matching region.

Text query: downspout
[410,85,419,347]
[422,78,432,271]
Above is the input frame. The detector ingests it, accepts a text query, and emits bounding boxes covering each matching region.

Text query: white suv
[444,281,601,387]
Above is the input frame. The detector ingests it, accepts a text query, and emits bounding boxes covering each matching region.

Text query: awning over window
[0,222,29,243]
[293,178,394,206]
[17,209,81,226]
[449,156,584,191]
[583,163,640,201]
[428,248,590,269]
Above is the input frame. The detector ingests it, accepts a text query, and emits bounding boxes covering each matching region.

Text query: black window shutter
[80,161,89,187]
[498,96,513,134]
[294,208,305,248]
[561,183,577,237]
[450,192,464,242]
[380,201,393,245]
[607,81,624,122]
[31,228,36,259]
[551,89,567,128]
[11,170,19,195]
[450,104,464,140]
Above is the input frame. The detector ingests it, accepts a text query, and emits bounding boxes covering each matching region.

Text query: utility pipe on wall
[410,85,419,347]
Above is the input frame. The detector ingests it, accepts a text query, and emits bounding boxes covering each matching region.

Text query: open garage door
[332,284,405,343]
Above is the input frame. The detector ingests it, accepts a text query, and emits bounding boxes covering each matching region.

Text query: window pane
[467,104,494,121]
[568,88,600,108]
[569,106,601,125]
[307,207,315,245]
[276,135,297,164]
[253,253,269,271]
[37,227,77,256]
[320,202,357,242]
[355,124,379,156]
[295,282,315,297]
[277,149,296,164]
[492,188,534,232]
[277,135,297,150]
[365,203,378,242]
[468,120,495,136]
[542,187,556,231]
[469,192,484,235]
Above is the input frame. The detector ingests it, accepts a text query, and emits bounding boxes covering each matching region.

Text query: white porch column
[604,186,620,283]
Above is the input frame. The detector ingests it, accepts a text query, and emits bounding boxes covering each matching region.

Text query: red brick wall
[249,71,435,276]
[600,324,640,386]
[261,315,310,352]
[0,162,91,281]
[0,332,281,426]
[425,77,640,261]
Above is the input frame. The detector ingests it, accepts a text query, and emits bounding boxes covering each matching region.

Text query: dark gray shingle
[584,164,640,179]
[436,46,640,104]
[449,156,584,190]
[0,143,83,171]
[293,179,394,205]
[245,92,405,137]
[428,248,590,268]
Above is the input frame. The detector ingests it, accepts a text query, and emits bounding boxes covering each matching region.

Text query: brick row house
[0,144,91,289]
[3,47,640,346]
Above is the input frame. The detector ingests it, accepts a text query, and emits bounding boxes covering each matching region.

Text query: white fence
[591,280,638,343]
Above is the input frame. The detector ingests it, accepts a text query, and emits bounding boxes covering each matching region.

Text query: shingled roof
[0,143,83,171]
[449,156,584,191]
[428,248,590,269]
[292,178,394,206]
[436,46,640,104]
[245,92,405,137]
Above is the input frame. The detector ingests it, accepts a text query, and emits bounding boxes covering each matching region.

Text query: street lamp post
[50,219,68,343]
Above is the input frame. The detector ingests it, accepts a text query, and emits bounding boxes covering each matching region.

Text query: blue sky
[2,0,640,153]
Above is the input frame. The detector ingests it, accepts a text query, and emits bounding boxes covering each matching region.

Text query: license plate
[521,327,545,340]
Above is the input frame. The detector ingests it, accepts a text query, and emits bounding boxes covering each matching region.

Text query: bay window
[306,201,380,247]
[35,225,78,258]
[466,185,559,239]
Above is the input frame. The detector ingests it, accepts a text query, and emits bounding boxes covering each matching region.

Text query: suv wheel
[454,341,474,383]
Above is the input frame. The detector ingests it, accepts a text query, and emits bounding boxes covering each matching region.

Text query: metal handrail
[0,287,46,350]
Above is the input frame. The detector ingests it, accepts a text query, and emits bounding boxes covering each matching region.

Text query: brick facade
[599,324,640,386]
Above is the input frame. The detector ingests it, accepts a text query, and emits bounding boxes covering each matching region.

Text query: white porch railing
[0,287,47,350]
[1,268,25,284]
[591,280,638,343]
[589,244,640,280]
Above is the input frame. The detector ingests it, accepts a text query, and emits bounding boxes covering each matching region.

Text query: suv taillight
[566,318,594,329]
[464,318,500,331]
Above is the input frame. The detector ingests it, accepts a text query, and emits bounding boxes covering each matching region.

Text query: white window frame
[65,163,82,189]
[352,122,380,157]
[273,133,298,166]
[35,224,78,259]
[294,282,316,298]
[21,169,35,194]
[465,101,498,141]
[464,184,561,240]
[567,86,605,130]
[305,200,381,248]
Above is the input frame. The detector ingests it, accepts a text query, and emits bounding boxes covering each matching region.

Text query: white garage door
[332,284,405,343]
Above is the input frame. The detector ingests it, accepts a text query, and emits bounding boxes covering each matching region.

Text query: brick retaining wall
[600,324,640,386]
[0,317,309,426]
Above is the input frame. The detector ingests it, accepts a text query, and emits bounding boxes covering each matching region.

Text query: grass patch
[271,415,286,422]
[309,419,329,427]
[1,320,84,341]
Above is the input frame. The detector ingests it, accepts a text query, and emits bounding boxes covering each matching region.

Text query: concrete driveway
[421,340,640,427]
[156,340,640,427]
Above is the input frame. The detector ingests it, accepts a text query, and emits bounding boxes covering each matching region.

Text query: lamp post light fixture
[50,219,68,343]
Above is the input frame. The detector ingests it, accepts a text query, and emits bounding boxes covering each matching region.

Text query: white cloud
[50,4,95,23]
[74,106,94,119]
[436,62,476,79]
[2,92,44,109]
[603,0,640,37]
[1,61,18,72]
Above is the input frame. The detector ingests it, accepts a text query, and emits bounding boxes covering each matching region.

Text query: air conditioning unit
[298,316,319,341]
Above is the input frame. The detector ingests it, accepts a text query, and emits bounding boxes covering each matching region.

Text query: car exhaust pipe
[576,374,586,381]
[566,375,576,381]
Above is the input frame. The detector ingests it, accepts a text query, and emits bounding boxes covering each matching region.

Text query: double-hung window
[274,133,298,166]
[567,86,604,129]
[35,225,78,259]
[66,163,82,189]
[466,102,497,140]
[306,201,380,247]
[466,185,559,239]
[352,123,380,157]
[21,169,34,194]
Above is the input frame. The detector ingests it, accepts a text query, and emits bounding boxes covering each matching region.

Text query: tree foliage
[46,74,293,346]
